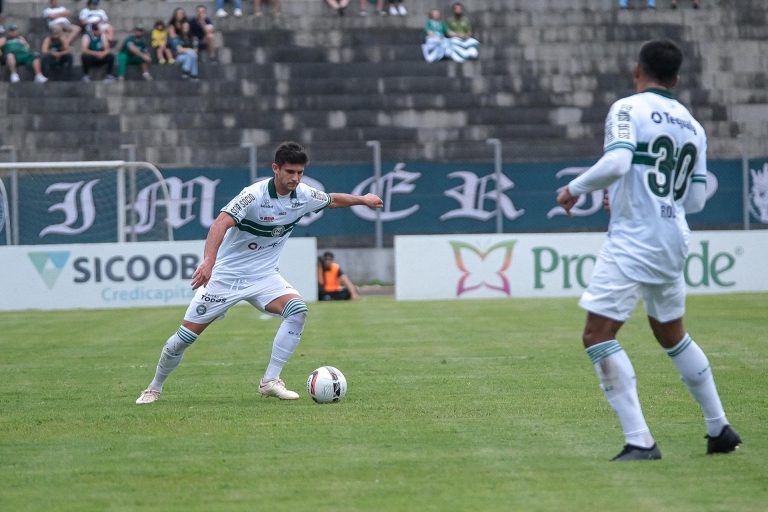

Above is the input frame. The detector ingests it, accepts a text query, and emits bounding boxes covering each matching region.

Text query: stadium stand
[0,0,766,165]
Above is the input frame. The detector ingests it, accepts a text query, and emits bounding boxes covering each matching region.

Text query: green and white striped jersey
[602,88,708,283]
[212,178,331,285]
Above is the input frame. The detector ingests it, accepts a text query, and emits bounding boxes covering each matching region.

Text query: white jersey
[211,178,332,285]
[43,7,70,27]
[79,8,109,25]
[601,89,707,283]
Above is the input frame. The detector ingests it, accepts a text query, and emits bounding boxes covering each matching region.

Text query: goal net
[0,161,173,246]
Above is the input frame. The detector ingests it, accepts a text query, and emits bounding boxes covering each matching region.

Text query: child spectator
[171,21,199,80]
[0,24,48,83]
[42,0,81,46]
[118,25,152,80]
[78,0,114,45]
[80,23,114,81]
[151,20,174,64]
[41,25,73,80]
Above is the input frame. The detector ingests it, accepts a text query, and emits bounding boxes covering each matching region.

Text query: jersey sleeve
[692,127,708,184]
[603,99,637,154]
[220,187,257,225]
[300,184,333,214]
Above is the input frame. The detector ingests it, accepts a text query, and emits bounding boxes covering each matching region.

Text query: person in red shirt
[318,251,359,300]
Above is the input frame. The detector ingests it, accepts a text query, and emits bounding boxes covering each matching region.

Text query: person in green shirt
[0,24,48,82]
[443,2,479,62]
[117,25,152,80]
[424,8,446,38]
[445,2,473,39]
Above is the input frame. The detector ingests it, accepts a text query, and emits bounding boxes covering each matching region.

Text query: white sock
[666,334,728,437]
[148,326,198,391]
[587,340,655,448]
[263,311,305,382]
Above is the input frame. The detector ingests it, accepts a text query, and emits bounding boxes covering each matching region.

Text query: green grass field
[1,294,766,511]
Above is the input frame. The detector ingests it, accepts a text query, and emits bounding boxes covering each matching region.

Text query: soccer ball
[306,366,347,403]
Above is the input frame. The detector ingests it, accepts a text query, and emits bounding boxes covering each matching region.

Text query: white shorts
[183,274,300,325]
[578,252,685,323]
[49,18,75,30]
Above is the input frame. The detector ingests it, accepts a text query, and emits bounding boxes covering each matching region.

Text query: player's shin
[148,326,198,391]
[666,334,729,437]
[587,340,655,448]
[263,299,308,381]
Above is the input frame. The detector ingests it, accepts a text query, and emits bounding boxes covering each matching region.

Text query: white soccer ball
[306,366,347,403]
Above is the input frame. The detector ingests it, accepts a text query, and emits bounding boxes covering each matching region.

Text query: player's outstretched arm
[328,192,383,209]
[191,212,235,289]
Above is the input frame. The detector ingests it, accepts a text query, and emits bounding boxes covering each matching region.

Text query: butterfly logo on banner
[449,240,517,297]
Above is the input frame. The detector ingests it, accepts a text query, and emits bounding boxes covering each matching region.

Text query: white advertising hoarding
[395,231,768,300]
[0,238,317,311]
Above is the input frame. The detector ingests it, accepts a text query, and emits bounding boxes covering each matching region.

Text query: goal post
[0,160,174,245]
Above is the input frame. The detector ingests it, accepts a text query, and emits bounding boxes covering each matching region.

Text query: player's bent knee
[282,298,308,319]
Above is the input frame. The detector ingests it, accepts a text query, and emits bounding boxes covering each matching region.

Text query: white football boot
[135,388,161,404]
[259,378,300,400]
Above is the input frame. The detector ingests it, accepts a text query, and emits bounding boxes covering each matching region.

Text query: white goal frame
[0,160,174,245]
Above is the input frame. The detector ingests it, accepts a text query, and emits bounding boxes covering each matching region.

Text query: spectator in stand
[189,5,216,60]
[386,0,407,16]
[167,6,188,55]
[80,23,114,81]
[41,24,73,80]
[318,252,360,301]
[0,24,48,83]
[671,0,699,7]
[151,20,174,64]
[215,0,243,18]
[168,7,187,38]
[445,2,479,62]
[42,0,81,46]
[171,21,199,80]
[254,0,281,17]
[118,25,153,81]
[79,0,114,45]
[325,0,351,17]
[421,7,448,62]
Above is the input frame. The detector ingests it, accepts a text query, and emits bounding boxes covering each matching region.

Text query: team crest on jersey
[196,305,207,315]
[261,198,272,208]
[271,226,285,236]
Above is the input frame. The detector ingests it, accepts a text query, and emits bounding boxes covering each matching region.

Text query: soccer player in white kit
[556,40,741,460]
[136,141,383,404]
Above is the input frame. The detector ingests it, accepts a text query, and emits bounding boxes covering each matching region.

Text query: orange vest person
[318,251,359,301]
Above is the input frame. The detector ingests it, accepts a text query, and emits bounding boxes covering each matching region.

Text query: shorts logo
[201,294,226,303]
[196,305,207,315]
[271,226,285,237]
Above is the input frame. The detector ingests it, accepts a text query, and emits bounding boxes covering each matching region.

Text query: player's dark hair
[274,141,309,167]
[323,251,334,259]
[638,39,683,87]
